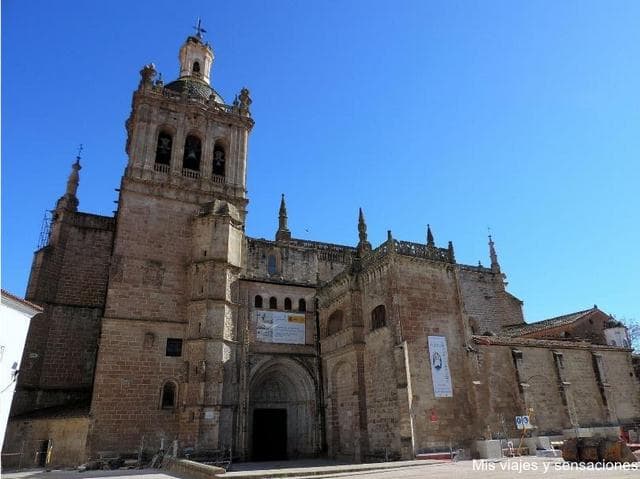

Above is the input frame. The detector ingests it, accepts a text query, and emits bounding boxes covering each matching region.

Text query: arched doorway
[248,357,318,460]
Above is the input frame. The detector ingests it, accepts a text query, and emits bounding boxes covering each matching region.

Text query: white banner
[428,336,453,397]
[254,310,306,344]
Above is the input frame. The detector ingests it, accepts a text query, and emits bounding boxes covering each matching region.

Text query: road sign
[515,415,532,429]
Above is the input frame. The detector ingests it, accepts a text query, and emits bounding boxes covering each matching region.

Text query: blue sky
[2,1,639,322]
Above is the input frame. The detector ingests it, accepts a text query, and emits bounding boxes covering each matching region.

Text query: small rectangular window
[166,338,183,357]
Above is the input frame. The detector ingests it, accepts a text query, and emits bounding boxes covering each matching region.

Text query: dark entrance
[38,440,50,467]
[252,408,287,460]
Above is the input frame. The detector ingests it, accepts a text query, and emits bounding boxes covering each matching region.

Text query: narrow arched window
[267,255,277,275]
[371,305,386,330]
[269,297,277,309]
[213,141,226,177]
[193,61,201,73]
[284,298,292,311]
[155,131,172,166]
[161,381,177,409]
[327,310,343,336]
[183,135,202,171]
[254,295,263,308]
[298,298,306,312]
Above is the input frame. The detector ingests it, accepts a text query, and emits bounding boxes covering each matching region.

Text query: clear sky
[2,1,639,323]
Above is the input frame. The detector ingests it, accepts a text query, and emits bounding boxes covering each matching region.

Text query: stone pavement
[219,459,441,478]
[281,457,639,479]
[0,469,185,479]
[3,458,639,479]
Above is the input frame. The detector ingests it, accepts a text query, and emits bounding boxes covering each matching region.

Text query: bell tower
[123,29,253,206]
[89,25,254,455]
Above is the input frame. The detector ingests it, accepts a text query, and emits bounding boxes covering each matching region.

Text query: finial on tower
[55,145,83,212]
[356,208,372,257]
[488,233,501,273]
[426,224,435,247]
[177,20,214,85]
[193,18,207,39]
[275,194,291,242]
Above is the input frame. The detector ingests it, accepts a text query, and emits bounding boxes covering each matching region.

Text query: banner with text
[428,335,453,397]
[254,310,306,344]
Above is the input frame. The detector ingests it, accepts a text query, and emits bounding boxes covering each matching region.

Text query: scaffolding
[37,210,53,249]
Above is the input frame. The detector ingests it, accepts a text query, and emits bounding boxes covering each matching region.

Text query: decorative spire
[426,224,435,247]
[356,208,372,256]
[358,208,367,242]
[55,145,82,212]
[489,234,501,273]
[387,230,396,254]
[448,241,456,263]
[279,194,287,226]
[275,194,291,242]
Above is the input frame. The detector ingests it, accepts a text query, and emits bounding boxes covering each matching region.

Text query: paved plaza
[3,458,640,479]
[286,459,640,479]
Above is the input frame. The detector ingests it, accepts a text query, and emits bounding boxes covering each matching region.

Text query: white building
[0,290,42,455]
[605,325,631,348]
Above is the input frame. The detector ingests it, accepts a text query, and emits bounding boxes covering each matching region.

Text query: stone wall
[473,340,640,438]
[359,261,402,458]
[597,349,640,424]
[3,415,89,469]
[245,238,353,285]
[472,345,523,439]
[104,186,196,323]
[364,327,400,457]
[458,266,524,334]
[26,212,114,306]
[13,211,114,416]
[319,252,482,458]
[326,349,362,459]
[393,257,476,452]
[88,318,185,455]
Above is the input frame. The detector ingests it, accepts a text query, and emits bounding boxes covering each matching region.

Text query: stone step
[415,452,452,461]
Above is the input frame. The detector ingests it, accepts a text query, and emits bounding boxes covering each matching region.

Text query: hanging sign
[428,336,453,397]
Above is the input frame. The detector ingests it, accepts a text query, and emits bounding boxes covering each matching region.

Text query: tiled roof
[502,308,596,337]
[164,78,224,103]
[472,334,621,351]
[1,289,42,313]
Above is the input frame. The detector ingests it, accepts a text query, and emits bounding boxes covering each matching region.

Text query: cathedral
[3,30,639,468]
